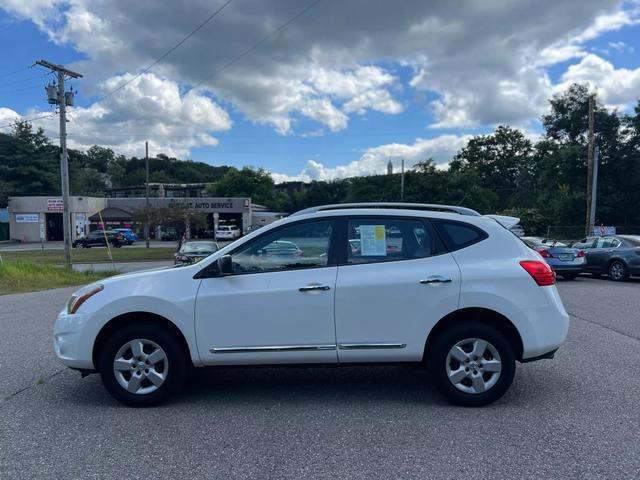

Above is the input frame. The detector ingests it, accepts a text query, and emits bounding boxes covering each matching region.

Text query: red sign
[47,199,64,211]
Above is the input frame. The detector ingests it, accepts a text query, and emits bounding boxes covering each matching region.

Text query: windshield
[181,242,217,253]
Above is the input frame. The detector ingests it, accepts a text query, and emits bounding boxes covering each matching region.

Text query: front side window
[347,218,443,264]
[230,220,333,274]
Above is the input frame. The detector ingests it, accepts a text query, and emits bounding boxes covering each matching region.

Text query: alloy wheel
[113,339,168,395]
[445,338,502,394]
[609,262,626,281]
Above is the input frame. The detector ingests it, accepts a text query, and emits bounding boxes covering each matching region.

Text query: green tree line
[1,84,639,235]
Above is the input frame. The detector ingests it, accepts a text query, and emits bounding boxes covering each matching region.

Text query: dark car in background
[521,236,586,279]
[572,235,640,281]
[174,240,219,265]
[73,230,125,248]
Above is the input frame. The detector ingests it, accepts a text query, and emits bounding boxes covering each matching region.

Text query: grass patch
[0,261,118,295]
[0,247,176,264]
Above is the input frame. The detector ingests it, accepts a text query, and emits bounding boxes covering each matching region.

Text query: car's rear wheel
[98,324,187,407]
[608,261,629,282]
[428,322,515,407]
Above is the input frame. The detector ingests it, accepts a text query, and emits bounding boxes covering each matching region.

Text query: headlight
[67,284,104,314]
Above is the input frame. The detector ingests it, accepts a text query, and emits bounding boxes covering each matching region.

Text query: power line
[0,65,33,80]
[0,84,44,95]
[97,0,235,102]
[0,113,57,130]
[2,72,49,87]
[191,0,323,90]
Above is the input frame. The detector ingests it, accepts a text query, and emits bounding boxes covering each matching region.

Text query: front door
[334,216,461,363]
[195,219,338,365]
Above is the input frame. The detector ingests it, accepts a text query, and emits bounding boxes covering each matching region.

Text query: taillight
[520,260,556,286]
[577,250,586,258]
[537,249,552,258]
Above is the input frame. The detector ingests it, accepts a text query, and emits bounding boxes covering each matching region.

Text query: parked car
[113,228,138,245]
[160,228,179,242]
[54,202,569,407]
[72,230,125,248]
[521,237,586,280]
[571,235,640,281]
[215,225,241,240]
[174,241,219,265]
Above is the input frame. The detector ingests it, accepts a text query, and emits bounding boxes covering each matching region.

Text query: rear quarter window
[433,220,488,251]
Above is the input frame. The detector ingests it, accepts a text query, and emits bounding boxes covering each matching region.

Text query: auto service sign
[47,199,64,211]
[16,213,39,223]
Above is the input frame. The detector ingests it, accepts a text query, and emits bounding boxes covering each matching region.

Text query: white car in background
[54,203,569,407]
[215,225,241,240]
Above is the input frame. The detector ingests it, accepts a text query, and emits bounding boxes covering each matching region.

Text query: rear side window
[346,218,445,265]
[433,220,487,251]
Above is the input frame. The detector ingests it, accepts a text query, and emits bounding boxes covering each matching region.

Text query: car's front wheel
[98,324,187,407]
[428,321,516,407]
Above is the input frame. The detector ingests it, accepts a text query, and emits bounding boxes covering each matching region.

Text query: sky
[0,0,639,183]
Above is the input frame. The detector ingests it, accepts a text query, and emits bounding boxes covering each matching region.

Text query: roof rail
[292,202,481,217]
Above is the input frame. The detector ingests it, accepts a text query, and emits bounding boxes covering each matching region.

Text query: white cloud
[21,72,232,158]
[270,134,472,182]
[556,53,640,109]
[0,107,21,127]
[1,0,640,170]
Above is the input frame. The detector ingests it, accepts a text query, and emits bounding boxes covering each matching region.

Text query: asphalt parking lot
[1,277,639,479]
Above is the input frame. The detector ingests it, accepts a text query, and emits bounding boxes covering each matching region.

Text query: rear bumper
[552,265,584,273]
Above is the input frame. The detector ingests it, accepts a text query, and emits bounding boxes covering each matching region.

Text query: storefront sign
[47,199,64,211]
[16,214,39,223]
[591,225,616,236]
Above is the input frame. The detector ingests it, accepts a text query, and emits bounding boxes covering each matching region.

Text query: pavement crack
[1,368,67,402]
[569,311,640,343]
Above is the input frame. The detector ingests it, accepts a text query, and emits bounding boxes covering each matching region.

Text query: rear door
[589,237,617,271]
[334,216,460,363]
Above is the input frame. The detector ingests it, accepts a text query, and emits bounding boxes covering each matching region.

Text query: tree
[449,126,534,209]
[205,167,287,210]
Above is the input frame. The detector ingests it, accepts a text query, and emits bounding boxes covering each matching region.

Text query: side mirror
[193,254,233,279]
[218,254,232,275]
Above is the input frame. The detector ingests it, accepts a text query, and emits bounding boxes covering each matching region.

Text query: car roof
[293,202,480,217]
[288,208,499,230]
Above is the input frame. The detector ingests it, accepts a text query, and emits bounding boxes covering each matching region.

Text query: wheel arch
[606,257,628,269]
[424,307,524,362]
[92,311,193,370]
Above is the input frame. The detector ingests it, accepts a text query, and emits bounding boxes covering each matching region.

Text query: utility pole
[585,94,595,236]
[145,141,150,248]
[589,146,599,234]
[36,60,82,269]
[400,158,405,201]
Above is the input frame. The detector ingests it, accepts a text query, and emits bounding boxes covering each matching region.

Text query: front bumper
[53,310,95,370]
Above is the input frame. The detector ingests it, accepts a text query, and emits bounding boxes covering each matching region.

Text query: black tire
[98,323,187,407]
[561,273,578,280]
[428,321,516,407]
[608,260,629,282]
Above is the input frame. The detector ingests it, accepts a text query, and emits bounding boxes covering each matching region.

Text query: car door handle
[299,285,331,292]
[420,276,452,284]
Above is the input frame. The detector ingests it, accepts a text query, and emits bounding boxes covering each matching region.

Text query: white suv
[215,225,240,240]
[54,203,569,407]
